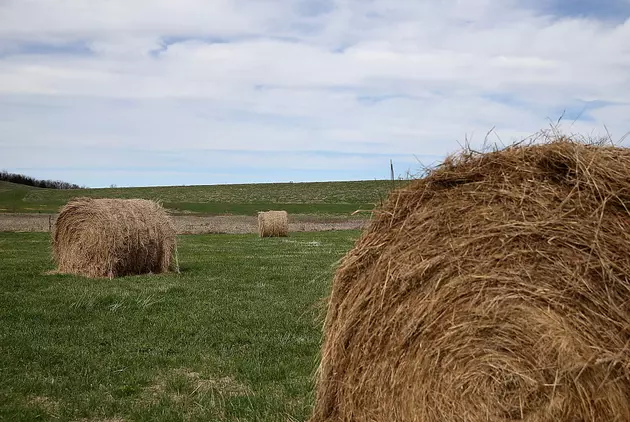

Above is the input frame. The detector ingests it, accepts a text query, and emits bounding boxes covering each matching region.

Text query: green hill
[0,180,408,215]
[0,181,39,213]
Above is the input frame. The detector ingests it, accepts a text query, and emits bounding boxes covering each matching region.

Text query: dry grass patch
[140,367,252,418]
[26,395,61,417]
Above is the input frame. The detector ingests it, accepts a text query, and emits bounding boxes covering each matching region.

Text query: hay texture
[52,198,176,278]
[258,210,289,237]
[312,137,630,422]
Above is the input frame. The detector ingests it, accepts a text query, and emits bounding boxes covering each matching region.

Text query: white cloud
[0,0,288,41]
[0,0,629,186]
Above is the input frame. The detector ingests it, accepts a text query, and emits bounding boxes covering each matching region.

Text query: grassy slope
[0,180,406,216]
[0,231,359,421]
[0,181,36,213]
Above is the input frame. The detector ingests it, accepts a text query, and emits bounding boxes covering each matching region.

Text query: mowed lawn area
[0,231,359,421]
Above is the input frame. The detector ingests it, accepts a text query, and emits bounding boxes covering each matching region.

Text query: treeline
[0,170,83,189]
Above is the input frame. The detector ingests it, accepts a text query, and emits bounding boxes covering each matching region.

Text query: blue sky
[1,0,629,188]
[529,0,630,21]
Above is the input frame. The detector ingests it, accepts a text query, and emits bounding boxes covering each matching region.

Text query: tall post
[390,159,395,187]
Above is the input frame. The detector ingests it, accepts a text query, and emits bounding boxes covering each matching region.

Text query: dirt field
[0,213,368,234]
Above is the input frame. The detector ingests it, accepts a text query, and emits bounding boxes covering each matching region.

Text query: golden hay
[258,210,289,237]
[311,137,630,422]
[52,197,176,278]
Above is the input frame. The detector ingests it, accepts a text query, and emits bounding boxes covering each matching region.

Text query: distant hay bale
[258,210,289,237]
[52,197,176,278]
[311,137,630,422]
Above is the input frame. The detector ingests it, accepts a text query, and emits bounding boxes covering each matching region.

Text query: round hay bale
[258,210,289,237]
[52,197,176,278]
[311,138,630,422]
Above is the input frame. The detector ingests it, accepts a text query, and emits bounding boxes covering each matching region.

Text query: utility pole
[390,159,395,186]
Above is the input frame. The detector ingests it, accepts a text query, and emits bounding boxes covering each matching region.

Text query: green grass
[0,231,359,421]
[0,180,406,216]
[0,182,34,213]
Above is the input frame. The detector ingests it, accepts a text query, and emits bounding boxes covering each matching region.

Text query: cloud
[0,0,289,41]
[0,0,629,187]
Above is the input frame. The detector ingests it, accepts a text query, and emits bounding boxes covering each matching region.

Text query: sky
[1,0,629,188]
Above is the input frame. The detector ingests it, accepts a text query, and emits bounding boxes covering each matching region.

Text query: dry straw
[311,135,630,422]
[52,197,176,278]
[258,210,289,237]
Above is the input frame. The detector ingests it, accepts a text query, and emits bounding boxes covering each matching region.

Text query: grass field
[0,180,405,216]
[0,231,359,421]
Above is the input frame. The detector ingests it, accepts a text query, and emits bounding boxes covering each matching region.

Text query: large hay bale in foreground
[53,198,176,278]
[258,210,289,237]
[312,138,630,422]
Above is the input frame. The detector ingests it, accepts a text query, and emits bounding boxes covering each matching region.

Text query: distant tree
[0,170,83,189]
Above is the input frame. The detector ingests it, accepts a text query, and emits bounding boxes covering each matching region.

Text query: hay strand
[258,210,289,237]
[52,197,176,278]
[311,136,630,422]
